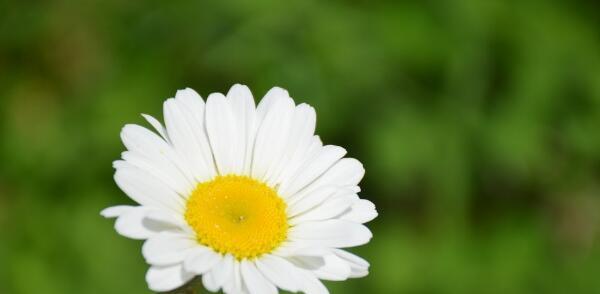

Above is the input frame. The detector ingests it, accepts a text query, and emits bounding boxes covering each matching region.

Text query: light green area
[1,0,599,293]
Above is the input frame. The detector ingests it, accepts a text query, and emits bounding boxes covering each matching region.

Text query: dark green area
[1,0,599,293]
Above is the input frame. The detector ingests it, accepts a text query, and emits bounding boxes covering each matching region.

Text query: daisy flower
[101,84,377,293]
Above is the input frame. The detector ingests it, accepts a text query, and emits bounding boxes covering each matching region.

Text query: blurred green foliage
[1,0,600,293]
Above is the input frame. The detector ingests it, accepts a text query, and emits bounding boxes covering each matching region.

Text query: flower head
[102,84,377,293]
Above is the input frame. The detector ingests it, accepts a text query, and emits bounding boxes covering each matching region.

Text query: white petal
[265,103,317,186]
[295,269,329,294]
[290,220,372,248]
[205,92,240,175]
[114,165,184,213]
[288,255,325,270]
[183,247,221,274]
[255,255,300,292]
[227,84,257,174]
[120,124,196,184]
[276,135,323,200]
[311,254,351,281]
[255,87,288,122]
[121,151,193,197]
[100,205,134,218]
[141,113,170,142]
[339,199,378,224]
[146,264,195,292]
[202,271,219,292]
[174,88,218,179]
[240,260,277,294]
[279,145,346,197]
[204,254,234,292]
[144,209,189,230]
[164,98,215,182]
[300,158,365,194]
[287,186,337,217]
[251,88,295,181]
[142,232,198,265]
[223,261,243,294]
[290,193,358,225]
[113,206,181,240]
[332,249,370,278]
[273,243,330,258]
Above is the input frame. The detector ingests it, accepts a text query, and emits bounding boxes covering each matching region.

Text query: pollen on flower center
[185,175,288,260]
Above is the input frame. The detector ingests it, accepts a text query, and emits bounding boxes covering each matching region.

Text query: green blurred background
[2,0,600,293]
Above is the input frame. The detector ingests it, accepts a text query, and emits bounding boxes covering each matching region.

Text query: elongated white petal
[120,124,196,184]
[290,193,358,225]
[332,249,370,278]
[223,261,243,294]
[312,254,351,281]
[141,113,170,142]
[164,98,215,182]
[273,243,330,258]
[255,87,287,123]
[111,206,181,240]
[279,136,324,200]
[204,254,234,292]
[295,269,329,294]
[287,186,337,217]
[146,264,194,292]
[202,271,219,292]
[255,255,300,292]
[121,151,193,197]
[265,103,317,186]
[142,232,198,265]
[288,255,326,270]
[339,199,378,224]
[240,260,277,294]
[290,220,372,248]
[279,145,346,197]
[100,205,134,218]
[183,247,221,274]
[144,209,189,230]
[251,88,295,181]
[174,88,217,179]
[227,84,256,174]
[114,165,184,213]
[300,158,365,195]
[205,92,240,175]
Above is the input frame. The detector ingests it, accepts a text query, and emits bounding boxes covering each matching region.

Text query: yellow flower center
[185,175,288,260]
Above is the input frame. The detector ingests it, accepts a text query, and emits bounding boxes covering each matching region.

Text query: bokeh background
[2,0,600,293]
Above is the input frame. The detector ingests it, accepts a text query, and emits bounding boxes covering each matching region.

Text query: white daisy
[101,84,378,293]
